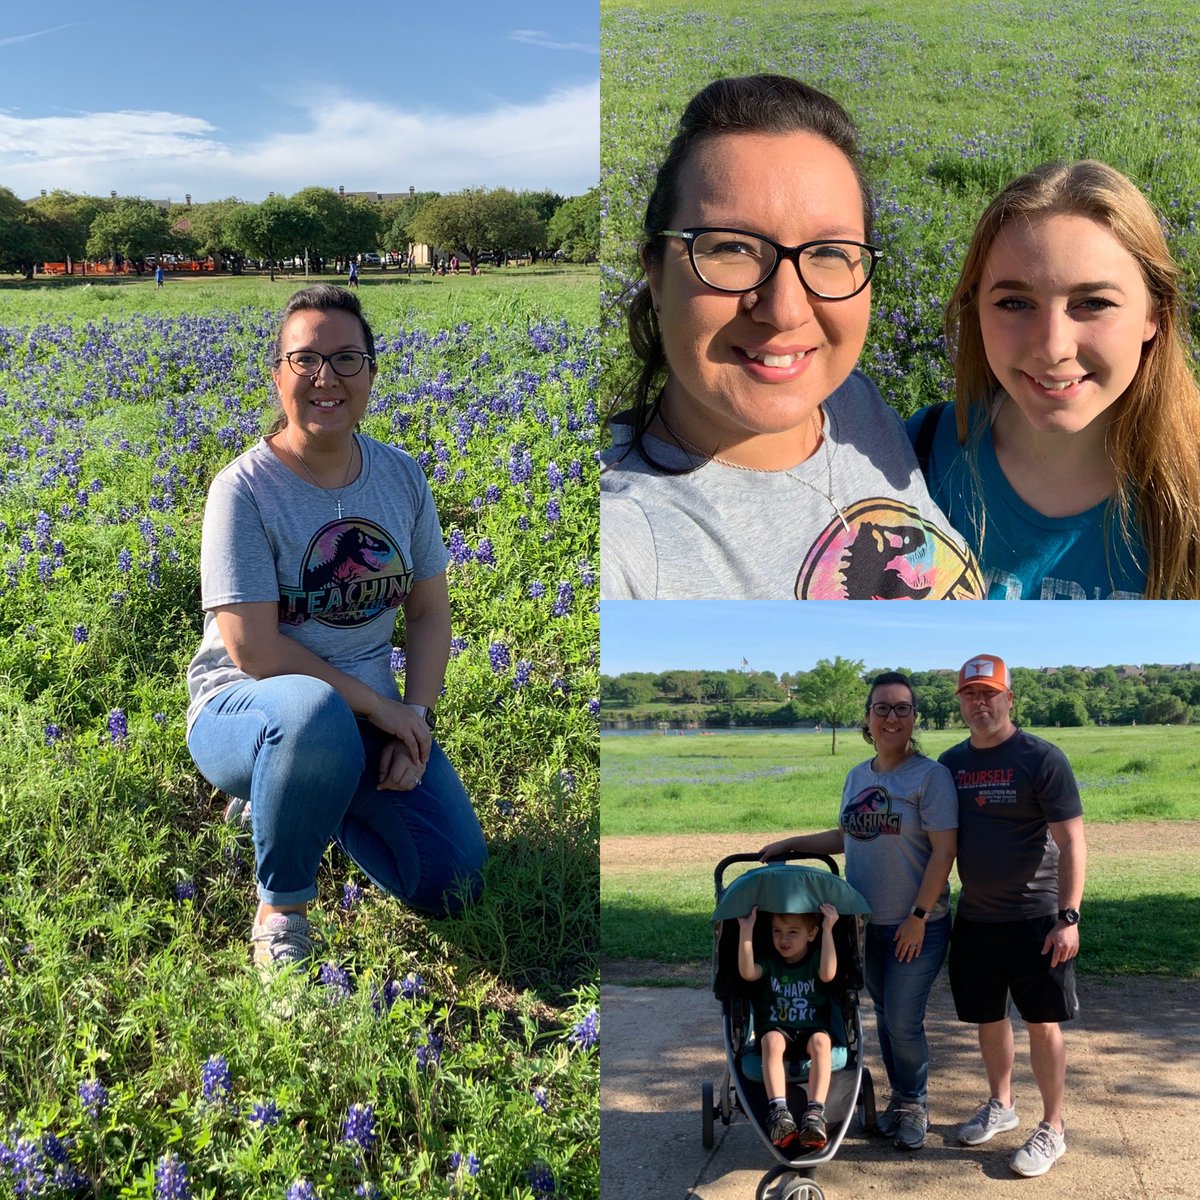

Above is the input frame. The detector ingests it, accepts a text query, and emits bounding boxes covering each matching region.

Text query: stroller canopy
[711,863,871,924]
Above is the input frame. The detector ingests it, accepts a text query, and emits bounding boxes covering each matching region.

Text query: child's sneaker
[796,1105,828,1151]
[1009,1122,1066,1177]
[251,912,314,974]
[766,1107,799,1152]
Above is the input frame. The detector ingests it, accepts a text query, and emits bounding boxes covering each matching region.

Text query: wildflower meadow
[0,269,599,1198]
[600,0,1200,415]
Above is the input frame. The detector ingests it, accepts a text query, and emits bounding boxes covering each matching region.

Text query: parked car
[359,252,381,266]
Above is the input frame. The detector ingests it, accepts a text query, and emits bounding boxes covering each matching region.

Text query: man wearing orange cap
[939,654,1087,1179]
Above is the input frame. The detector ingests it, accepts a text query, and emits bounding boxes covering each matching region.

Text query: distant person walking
[347,260,359,289]
[155,264,165,289]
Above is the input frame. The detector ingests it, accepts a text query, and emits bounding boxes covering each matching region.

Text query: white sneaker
[958,1097,1019,1145]
[1010,1122,1066,1177]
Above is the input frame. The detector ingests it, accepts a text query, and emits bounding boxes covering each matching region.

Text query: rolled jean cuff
[258,882,319,906]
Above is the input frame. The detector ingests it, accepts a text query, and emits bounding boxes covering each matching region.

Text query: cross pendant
[337,501,343,520]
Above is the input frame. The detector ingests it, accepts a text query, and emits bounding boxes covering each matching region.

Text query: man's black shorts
[949,913,1078,1024]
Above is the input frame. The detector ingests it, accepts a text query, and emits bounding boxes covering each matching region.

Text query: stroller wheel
[755,1167,825,1200]
[702,1081,714,1149]
[782,1181,825,1200]
[858,1066,877,1134]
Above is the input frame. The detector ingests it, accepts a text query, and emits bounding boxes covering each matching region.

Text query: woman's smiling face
[866,682,916,756]
[645,130,872,450]
[977,212,1158,435]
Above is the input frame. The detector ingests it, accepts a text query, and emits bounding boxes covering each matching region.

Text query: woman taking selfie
[600,74,982,601]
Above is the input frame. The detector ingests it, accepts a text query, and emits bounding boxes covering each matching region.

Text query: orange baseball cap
[956,654,1011,693]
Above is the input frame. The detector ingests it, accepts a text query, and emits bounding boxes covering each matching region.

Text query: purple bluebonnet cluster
[568,1007,599,1050]
[355,1184,381,1199]
[552,582,574,618]
[342,880,363,910]
[488,642,511,674]
[475,537,496,566]
[0,1130,89,1196]
[449,636,468,658]
[72,624,88,644]
[526,1162,556,1196]
[587,699,600,717]
[371,978,401,1015]
[532,1086,549,1113]
[528,581,546,599]
[512,660,533,690]
[557,769,577,795]
[201,1054,231,1105]
[154,1150,191,1200]
[175,880,196,901]
[341,1103,376,1152]
[43,723,62,748]
[286,1179,319,1200]
[398,972,426,999]
[320,962,352,1001]
[449,1150,481,1177]
[247,1099,282,1128]
[78,1077,108,1120]
[415,1029,443,1072]
[390,648,406,673]
[107,708,128,745]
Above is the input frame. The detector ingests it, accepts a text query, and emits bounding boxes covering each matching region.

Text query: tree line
[0,183,600,279]
[600,658,1200,733]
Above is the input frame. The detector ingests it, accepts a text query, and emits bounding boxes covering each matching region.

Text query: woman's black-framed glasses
[869,702,914,718]
[658,227,883,299]
[276,350,375,377]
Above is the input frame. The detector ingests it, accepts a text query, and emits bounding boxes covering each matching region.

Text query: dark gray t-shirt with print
[186,434,448,732]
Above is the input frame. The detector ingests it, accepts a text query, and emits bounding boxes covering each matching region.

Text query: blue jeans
[863,913,950,1106]
[187,675,487,913]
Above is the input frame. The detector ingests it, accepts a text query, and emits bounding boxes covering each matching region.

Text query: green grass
[0,273,599,1197]
[600,727,1200,977]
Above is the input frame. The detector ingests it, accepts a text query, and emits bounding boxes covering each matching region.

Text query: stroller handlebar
[714,851,840,900]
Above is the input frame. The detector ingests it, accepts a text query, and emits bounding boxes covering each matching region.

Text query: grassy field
[600,0,1200,415]
[0,270,599,1198]
[600,726,1200,976]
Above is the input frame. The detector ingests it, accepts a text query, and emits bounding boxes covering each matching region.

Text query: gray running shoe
[766,1107,800,1153]
[958,1097,1020,1146]
[893,1102,928,1151]
[875,1093,902,1138]
[1010,1122,1066,1177]
[251,912,314,973]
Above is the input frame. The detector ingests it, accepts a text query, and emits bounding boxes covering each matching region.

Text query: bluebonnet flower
[342,881,362,910]
[201,1054,231,1104]
[153,712,167,726]
[447,529,471,565]
[108,708,128,744]
[320,963,352,1000]
[389,647,406,674]
[1,1135,48,1196]
[117,548,133,573]
[528,581,545,599]
[398,972,425,999]
[449,1151,482,1177]
[533,1086,549,1113]
[72,624,88,644]
[342,1103,376,1152]
[475,537,496,566]
[512,660,532,690]
[175,880,196,901]
[247,1099,281,1128]
[527,1162,556,1196]
[551,677,568,696]
[371,978,401,1015]
[488,642,510,674]
[569,1007,599,1049]
[587,698,600,717]
[286,1179,319,1200]
[546,499,561,524]
[79,1077,107,1120]
[568,459,583,482]
[44,723,62,748]
[484,484,501,503]
[415,1030,443,1072]
[558,769,577,794]
[552,582,574,617]
[546,461,564,491]
[496,798,515,817]
[433,464,447,483]
[507,445,533,485]
[37,555,54,583]
[154,1151,191,1200]
[355,1185,381,1199]
[449,636,468,658]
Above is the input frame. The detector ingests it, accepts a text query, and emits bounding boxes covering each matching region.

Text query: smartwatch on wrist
[409,704,437,731]
[1057,907,1080,926]
[910,905,929,921]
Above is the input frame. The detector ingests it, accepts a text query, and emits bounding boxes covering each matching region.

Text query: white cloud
[509,28,598,54]
[0,82,599,201]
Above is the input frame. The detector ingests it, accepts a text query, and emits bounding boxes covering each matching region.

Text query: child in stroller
[738,903,839,1154]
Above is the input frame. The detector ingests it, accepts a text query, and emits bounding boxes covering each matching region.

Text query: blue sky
[601,601,1200,675]
[0,1,598,202]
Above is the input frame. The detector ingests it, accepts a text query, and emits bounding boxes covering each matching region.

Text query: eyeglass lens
[283,351,370,377]
[690,231,872,298]
[870,702,913,717]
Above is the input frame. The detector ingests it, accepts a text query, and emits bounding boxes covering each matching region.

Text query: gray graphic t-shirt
[839,753,959,924]
[186,435,449,732]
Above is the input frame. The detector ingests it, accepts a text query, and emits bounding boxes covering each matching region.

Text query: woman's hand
[758,838,792,862]
[378,737,426,791]
[364,696,432,767]
[893,914,927,962]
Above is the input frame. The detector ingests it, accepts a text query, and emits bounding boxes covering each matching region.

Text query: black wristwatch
[909,905,929,921]
[409,704,437,731]
[1057,907,1080,926]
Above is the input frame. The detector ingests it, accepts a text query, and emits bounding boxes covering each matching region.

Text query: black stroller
[703,854,876,1200]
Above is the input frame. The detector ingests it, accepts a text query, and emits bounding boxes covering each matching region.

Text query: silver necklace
[287,432,357,519]
[657,409,850,533]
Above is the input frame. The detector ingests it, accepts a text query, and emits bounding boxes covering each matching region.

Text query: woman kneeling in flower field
[185,284,487,971]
